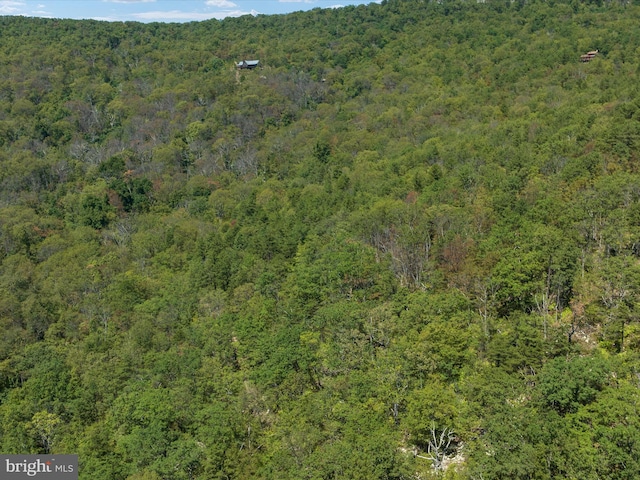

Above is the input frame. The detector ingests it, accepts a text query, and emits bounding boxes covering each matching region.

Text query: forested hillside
[2,0,640,478]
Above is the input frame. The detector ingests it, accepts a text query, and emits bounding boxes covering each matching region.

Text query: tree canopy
[2,0,640,478]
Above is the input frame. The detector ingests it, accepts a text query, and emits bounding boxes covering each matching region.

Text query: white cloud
[132,8,250,21]
[0,1,25,14]
[206,0,236,7]
[102,0,156,3]
[91,16,123,21]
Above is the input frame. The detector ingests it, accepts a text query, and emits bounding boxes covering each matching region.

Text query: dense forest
[2,0,640,477]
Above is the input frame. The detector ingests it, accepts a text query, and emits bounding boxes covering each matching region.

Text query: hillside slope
[2,0,640,478]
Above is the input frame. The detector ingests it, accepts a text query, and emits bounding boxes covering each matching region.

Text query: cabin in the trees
[236,60,260,70]
[580,50,598,62]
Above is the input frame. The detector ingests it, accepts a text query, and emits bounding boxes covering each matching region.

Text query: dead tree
[415,423,455,471]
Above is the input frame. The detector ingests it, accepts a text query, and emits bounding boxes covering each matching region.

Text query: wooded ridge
[1,0,640,478]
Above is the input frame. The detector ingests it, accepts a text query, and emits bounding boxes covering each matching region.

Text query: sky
[0,0,381,22]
